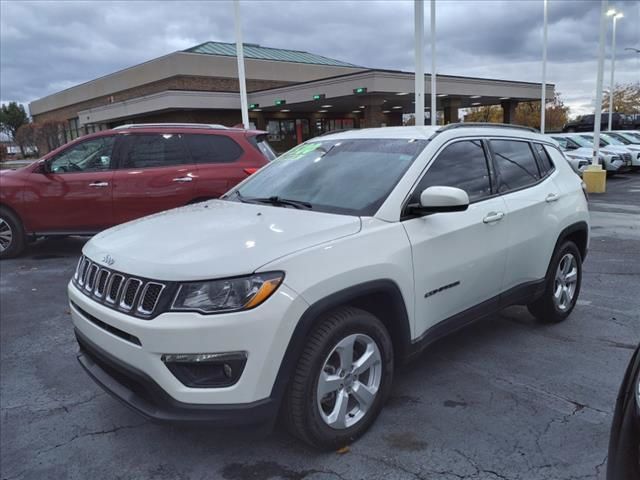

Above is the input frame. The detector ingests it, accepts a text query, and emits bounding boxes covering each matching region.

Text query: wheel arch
[269,279,411,402]
[556,221,589,262]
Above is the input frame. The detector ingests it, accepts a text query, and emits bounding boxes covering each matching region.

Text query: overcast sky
[1,0,638,117]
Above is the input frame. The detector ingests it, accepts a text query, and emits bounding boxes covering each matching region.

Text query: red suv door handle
[172,176,193,183]
[89,181,109,188]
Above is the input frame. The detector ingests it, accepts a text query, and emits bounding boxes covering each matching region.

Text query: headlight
[171,272,284,314]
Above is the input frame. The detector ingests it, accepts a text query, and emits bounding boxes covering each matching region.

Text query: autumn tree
[514,93,570,131]
[464,105,502,123]
[0,102,29,155]
[603,82,640,114]
[15,123,39,157]
[35,120,66,152]
[463,93,570,131]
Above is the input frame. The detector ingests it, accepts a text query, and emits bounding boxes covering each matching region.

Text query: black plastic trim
[71,301,142,346]
[75,329,277,425]
[407,279,545,360]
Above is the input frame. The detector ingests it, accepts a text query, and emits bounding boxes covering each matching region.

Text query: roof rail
[113,123,229,130]
[437,122,539,133]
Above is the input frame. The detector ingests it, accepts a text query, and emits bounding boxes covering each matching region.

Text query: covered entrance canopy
[246,69,554,151]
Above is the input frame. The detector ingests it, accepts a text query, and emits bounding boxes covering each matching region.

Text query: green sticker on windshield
[280,142,323,161]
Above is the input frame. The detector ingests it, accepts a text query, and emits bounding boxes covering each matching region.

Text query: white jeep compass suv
[69,124,590,449]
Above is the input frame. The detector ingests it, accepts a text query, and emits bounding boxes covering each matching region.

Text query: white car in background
[607,130,640,145]
[601,132,640,169]
[576,133,634,171]
[549,134,607,175]
[552,133,626,175]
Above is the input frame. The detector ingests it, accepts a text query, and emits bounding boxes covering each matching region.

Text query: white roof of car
[319,124,550,143]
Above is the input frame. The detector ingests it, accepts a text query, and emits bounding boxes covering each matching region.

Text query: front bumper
[76,329,276,424]
[69,280,309,412]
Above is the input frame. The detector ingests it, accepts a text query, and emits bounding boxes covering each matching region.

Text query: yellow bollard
[582,164,606,193]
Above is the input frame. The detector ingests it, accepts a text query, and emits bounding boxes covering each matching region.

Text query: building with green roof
[29,41,552,152]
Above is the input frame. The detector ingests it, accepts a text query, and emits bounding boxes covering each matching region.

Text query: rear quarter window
[184,134,244,164]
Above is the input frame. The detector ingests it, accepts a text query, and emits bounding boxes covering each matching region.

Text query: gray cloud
[1,0,638,116]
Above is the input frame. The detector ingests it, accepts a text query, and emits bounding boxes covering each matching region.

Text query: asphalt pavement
[1,174,638,480]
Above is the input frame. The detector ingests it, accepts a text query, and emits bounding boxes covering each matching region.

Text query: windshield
[551,137,569,149]
[600,133,624,146]
[572,136,594,148]
[227,138,427,216]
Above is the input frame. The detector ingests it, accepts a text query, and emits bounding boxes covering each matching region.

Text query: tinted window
[230,138,427,216]
[120,134,186,169]
[50,136,115,173]
[490,140,540,192]
[533,143,555,176]
[184,134,243,164]
[411,140,492,203]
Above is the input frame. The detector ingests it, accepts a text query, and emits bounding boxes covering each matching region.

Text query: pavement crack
[34,421,148,457]
[354,451,428,479]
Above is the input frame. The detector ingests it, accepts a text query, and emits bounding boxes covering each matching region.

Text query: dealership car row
[1,123,639,260]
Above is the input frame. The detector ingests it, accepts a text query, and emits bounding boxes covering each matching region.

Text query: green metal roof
[184,41,360,68]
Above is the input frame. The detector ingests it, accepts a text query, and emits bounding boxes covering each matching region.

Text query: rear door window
[119,134,187,169]
[184,134,244,164]
[490,140,541,193]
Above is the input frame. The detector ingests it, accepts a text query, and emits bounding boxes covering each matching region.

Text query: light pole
[583,0,608,194]
[233,0,250,129]
[541,0,548,133]
[430,0,436,126]
[606,8,623,131]
[592,0,608,167]
[414,0,425,126]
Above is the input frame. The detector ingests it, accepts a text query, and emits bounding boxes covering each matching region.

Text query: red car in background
[0,123,276,258]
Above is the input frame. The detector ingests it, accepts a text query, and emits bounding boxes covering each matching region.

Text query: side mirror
[34,159,50,174]
[565,144,578,151]
[407,186,470,216]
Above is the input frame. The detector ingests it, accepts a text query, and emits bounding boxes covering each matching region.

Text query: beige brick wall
[31,75,292,125]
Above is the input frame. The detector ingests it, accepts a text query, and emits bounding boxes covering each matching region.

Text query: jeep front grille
[72,256,166,319]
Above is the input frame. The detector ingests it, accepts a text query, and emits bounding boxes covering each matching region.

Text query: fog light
[161,352,247,388]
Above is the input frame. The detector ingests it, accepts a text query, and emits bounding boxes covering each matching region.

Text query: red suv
[0,123,275,258]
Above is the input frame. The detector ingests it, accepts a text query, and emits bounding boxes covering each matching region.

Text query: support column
[362,96,390,128]
[501,100,518,124]
[443,98,461,124]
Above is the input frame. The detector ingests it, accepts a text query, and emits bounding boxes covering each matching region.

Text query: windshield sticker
[281,142,323,161]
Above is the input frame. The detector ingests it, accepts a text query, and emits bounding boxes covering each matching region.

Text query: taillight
[243,168,259,175]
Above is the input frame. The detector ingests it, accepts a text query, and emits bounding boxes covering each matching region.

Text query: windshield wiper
[242,196,313,209]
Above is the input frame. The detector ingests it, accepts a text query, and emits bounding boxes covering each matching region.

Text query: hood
[602,145,632,155]
[84,200,362,281]
[565,147,592,159]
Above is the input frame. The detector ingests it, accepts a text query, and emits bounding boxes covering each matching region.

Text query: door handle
[88,181,109,188]
[483,211,505,224]
[545,193,559,203]
[172,176,193,183]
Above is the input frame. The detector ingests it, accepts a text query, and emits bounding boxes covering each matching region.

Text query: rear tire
[527,241,582,323]
[282,307,394,450]
[0,207,25,259]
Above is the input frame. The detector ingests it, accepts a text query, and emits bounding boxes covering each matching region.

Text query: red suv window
[184,134,244,164]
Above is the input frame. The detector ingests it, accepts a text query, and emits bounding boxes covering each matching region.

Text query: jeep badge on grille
[101,254,115,266]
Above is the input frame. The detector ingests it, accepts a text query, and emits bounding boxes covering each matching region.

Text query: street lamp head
[615,13,623,19]
[606,8,617,16]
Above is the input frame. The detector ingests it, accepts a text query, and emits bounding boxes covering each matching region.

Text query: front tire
[283,307,394,450]
[0,207,25,259]
[528,241,582,323]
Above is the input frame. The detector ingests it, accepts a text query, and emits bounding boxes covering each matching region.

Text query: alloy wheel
[0,218,12,253]
[554,253,578,311]
[316,333,382,430]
